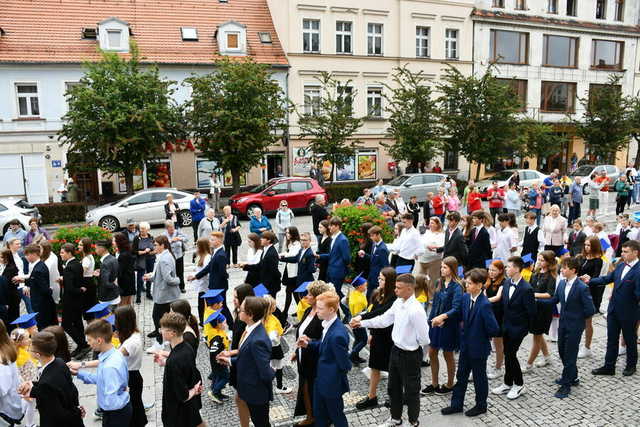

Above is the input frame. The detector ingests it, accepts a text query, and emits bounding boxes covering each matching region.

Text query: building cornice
[287,52,473,65]
[401,0,475,8]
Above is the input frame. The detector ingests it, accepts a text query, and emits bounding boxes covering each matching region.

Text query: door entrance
[264,153,285,182]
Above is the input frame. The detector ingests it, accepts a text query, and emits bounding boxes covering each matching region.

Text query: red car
[229,177,327,216]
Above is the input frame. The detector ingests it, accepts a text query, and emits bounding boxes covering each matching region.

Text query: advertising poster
[358,154,377,180]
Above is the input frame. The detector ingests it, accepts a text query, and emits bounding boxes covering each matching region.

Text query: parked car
[229,177,326,216]
[569,164,620,193]
[382,173,447,203]
[86,188,194,232]
[476,169,548,194]
[0,198,40,236]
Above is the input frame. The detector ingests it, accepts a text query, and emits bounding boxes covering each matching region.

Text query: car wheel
[180,210,192,226]
[99,216,120,232]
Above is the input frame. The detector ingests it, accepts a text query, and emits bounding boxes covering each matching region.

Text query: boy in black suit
[13,244,57,329]
[18,331,85,427]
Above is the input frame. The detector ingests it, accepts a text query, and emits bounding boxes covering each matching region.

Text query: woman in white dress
[193,238,212,324]
[418,217,445,300]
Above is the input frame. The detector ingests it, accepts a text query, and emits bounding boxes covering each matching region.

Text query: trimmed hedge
[325,182,371,203]
[35,202,88,224]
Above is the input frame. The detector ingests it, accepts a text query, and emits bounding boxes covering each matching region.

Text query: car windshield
[491,171,515,181]
[386,175,409,186]
[249,183,271,193]
[571,166,594,177]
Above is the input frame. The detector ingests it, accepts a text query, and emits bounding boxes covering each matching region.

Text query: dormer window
[107,30,122,48]
[217,21,247,55]
[98,17,130,52]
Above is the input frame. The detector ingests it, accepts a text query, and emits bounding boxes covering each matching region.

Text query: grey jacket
[152,250,181,304]
[163,229,188,259]
[98,254,119,302]
[197,217,220,239]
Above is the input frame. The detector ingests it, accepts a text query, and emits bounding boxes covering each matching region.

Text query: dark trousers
[34,297,58,330]
[388,346,422,424]
[152,302,171,344]
[589,284,606,312]
[176,257,185,291]
[350,327,368,357]
[135,257,156,300]
[558,326,582,386]
[503,333,525,386]
[7,288,20,331]
[604,312,638,370]
[128,370,148,427]
[102,402,132,427]
[451,352,488,410]
[396,257,415,270]
[313,390,347,427]
[489,207,505,224]
[62,307,87,348]
[247,402,271,427]
[616,195,629,215]
[224,244,239,265]
[191,218,202,242]
[568,202,581,225]
[197,291,205,324]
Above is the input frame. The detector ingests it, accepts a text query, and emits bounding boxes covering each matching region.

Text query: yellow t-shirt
[348,289,368,316]
[208,327,229,351]
[203,306,215,343]
[416,291,428,304]
[16,347,35,368]
[296,299,311,322]
[522,267,533,282]
[264,314,284,337]
[112,337,120,349]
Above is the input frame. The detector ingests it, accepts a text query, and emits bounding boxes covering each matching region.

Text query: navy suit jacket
[25,261,51,309]
[282,247,316,285]
[501,277,536,339]
[319,233,351,281]
[196,247,229,290]
[232,323,275,405]
[460,293,500,359]
[542,278,595,332]
[364,241,389,290]
[308,318,351,398]
[467,227,492,269]
[590,261,640,322]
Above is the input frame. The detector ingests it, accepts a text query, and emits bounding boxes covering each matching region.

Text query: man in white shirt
[351,274,429,427]
[387,214,422,270]
[393,190,407,215]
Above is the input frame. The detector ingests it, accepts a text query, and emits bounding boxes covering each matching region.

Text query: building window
[490,30,528,64]
[515,0,527,10]
[64,81,81,109]
[566,0,577,16]
[496,79,528,111]
[540,81,577,113]
[15,83,40,117]
[444,151,459,170]
[416,26,430,58]
[547,0,558,13]
[303,85,321,116]
[592,39,624,70]
[543,35,578,68]
[367,23,383,55]
[107,29,122,49]
[367,87,383,118]
[596,0,606,19]
[445,29,458,59]
[303,19,320,53]
[226,32,239,49]
[615,0,624,21]
[492,0,504,7]
[338,85,354,113]
[336,21,352,54]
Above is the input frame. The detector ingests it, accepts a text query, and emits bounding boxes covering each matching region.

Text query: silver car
[383,173,447,203]
[476,169,548,193]
[85,188,195,232]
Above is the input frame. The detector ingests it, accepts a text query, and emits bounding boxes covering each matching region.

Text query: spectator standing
[432,162,443,173]
[446,188,460,213]
[163,220,188,294]
[275,201,295,252]
[407,196,420,227]
[24,218,50,246]
[527,184,544,226]
[614,175,632,215]
[461,180,475,214]
[466,186,482,214]
[542,205,567,255]
[567,177,583,225]
[486,182,506,224]
[2,220,27,247]
[505,183,521,216]
[197,208,221,239]
[220,206,242,266]
[431,189,446,223]
[209,173,221,210]
[587,173,603,218]
[311,195,329,244]
[189,191,207,240]
[164,193,182,228]
[132,223,155,304]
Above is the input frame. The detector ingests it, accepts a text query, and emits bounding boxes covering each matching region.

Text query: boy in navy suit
[541,257,595,398]
[358,225,389,301]
[318,218,351,319]
[442,268,499,417]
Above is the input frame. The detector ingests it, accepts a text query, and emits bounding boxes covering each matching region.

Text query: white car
[86,188,195,232]
[476,169,548,194]
[0,198,40,237]
[569,164,620,193]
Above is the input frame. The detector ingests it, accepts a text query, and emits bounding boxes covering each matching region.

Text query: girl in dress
[242,233,263,286]
[78,238,97,321]
[316,220,332,282]
[423,256,463,395]
[193,238,212,324]
[485,259,506,379]
[263,296,291,394]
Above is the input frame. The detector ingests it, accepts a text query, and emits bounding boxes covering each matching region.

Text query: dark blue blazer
[363,241,389,290]
[281,247,316,285]
[542,278,595,331]
[460,293,500,359]
[590,261,640,322]
[232,323,275,405]
[429,280,463,324]
[308,318,351,398]
[195,247,229,290]
[25,261,51,309]
[467,227,492,269]
[501,277,536,339]
[319,233,351,281]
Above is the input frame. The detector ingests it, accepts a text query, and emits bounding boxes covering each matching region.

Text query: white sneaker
[378,418,402,427]
[522,363,534,373]
[145,342,163,354]
[535,357,551,368]
[619,346,627,356]
[362,367,372,380]
[381,371,389,379]
[275,386,293,394]
[578,346,592,359]
[491,383,511,395]
[506,384,525,400]
[487,367,503,380]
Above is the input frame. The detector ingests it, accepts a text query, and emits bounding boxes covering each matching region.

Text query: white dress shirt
[388,226,423,260]
[321,314,338,341]
[564,277,576,302]
[360,295,429,351]
[240,321,261,349]
[621,258,638,281]
[417,230,445,263]
[330,231,342,251]
[493,227,516,261]
[508,277,522,300]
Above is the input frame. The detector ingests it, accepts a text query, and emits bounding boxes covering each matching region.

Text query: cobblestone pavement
[74,199,640,426]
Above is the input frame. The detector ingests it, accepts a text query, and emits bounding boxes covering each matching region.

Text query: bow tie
[625,263,632,268]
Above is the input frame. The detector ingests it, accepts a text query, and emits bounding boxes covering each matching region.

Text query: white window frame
[225,31,241,51]
[614,0,625,22]
[15,82,40,118]
[416,26,430,58]
[303,85,321,116]
[303,19,320,53]
[367,23,383,56]
[547,0,558,14]
[335,21,352,54]
[445,29,459,60]
[366,87,383,118]
[63,81,81,112]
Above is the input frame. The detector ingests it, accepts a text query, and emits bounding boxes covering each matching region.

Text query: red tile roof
[0,0,288,65]
[472,8,640,34]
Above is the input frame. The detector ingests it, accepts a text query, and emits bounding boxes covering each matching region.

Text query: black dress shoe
[622,367,636,376]
[420,384,437,395]
[421,360,430,367]
[465,406,487,417]
[355,396,378,410]
[592,366,615,376]
[554,377,579,386]
[435,385,453,395]
[441,406,463,415]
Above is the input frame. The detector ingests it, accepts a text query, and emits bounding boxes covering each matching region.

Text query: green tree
[59,42,179,194]
[437,65,523,180]
[515,118,568,162]
[185,57,289,193]
[297,72,364,182]
[382,66,443,168]
[572,75,631,164]
[625,93,640,169]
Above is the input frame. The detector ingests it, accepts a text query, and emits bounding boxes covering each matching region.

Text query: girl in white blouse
[193,237,212,324]
[493,213,518,262]
[78,238,97,320]
[41,241,61,305]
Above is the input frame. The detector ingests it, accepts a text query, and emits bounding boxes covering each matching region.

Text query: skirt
[428,322,460,352]
[128,370,148,427]
[368,330,393,371]
[530,301,553,335]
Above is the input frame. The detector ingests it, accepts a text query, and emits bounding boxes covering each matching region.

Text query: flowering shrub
[332,205,394,261]
[51,225,113,260]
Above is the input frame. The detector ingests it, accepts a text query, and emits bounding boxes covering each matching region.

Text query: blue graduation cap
[254,284,269,298]
[457,266,464,279]
[205,309,226,326]
[201,289,224,305]
[86,302,111,319]
[633,211,640,223]
[351,273,367,287]
[485,259,495,268]
[10,313,38,329]
[557,247,570,256]
[105,315,116,331]
[522,253,533,264]
[294,281,312,294]
[600,238,611,250]
[395,264,413,274]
